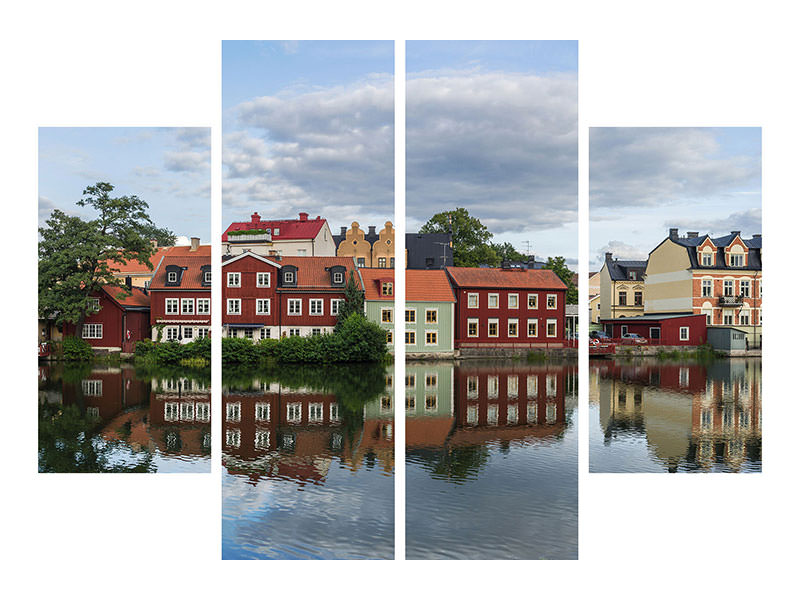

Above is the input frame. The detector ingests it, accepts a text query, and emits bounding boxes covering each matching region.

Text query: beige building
[335,221,398,268]
[597,253,646,320]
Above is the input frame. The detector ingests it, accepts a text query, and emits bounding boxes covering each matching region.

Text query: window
[679,326,689,341]
[702,252,713,266]
[546,374,557,397]
[547,294,557,309]
[287,403,302,423]
[86,298,100,312]
[227,272,240,287]
[168,271,178,283]
[618,291,627,306]
[467,318,479,337]
[196,402,210,422]
[467,293,479,308]
[425,373,437,388]
[256,299,271,315]
[183,327,193,340]
[197,328,210,339]
[425,309,438,324]
[226,402,241,423]
[386,330,393,344]
[284,271,294,284]
[508,376,519,398]
[405,374,416,388]
[225,429,241,448]
[309,403,324,423]
[243,328,254,340]
[507,405,518,425]
[702,309,713,325]
[527,319,538,337]
[382,282,393,296]
[405,331,416,345]
[406,395,416,411]
[260,328,271,340]
[378,257,387,268]
[288,328,301,337]
[254,430,270,450]
[528,294,538,309]
[487,376,499,399]
[257,272,271,287]
[467,376,479,399]
[405,309,416,323]
[297,249,307,257]
[467,404,478,424]
[425,394,438,412]
[309,299,323,316]
[620,325,628,336]
[165,326,179,341]
[82,379,102,396]
[204,271,211,284]
[330,299,343,315]
[197,298,210,314]
[508,318,518,337]
[390,258,395,268]
[488,318,499,337]
[723,310,734,325]
[740,280,750,297]
[508,294,518,309]
[527,375,538,397]
[357,257,366,267]
[527,402,538,423]
[333,272,344,285]
[702,279,713,297]
[723,280,734,296]
[488,293,499,308]
[487,404,499,425]
[311,328,322,336]
[730,253,744,267]
[634,291,643,306]
[425,331,438,346]
[181,298,194,314]
[740,310,750,325]
[227,299,241,315]
[546,319,557,337]
[381,308,393,323]
[288,299,302,315]
[82,323,103,339]
[165,298,179,314]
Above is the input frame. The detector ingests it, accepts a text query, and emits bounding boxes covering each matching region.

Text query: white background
[3,1,796,597]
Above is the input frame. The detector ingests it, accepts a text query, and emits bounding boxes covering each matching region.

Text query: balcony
[718,294,744,307]
[227,232,272,243]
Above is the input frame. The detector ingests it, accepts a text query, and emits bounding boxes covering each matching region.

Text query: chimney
[687,231,699,238]
[527,255,537,270]
[251,212,260,224]
[669,228,679,239]
[368,225,376,236]
[125,276,132,290]
[190,237,200,251]
[605,252,613,262]
[299,212,309,221]
[731,230,741,236]
[316,215,321,220]
[752,234,761,238]
[340,226,347,236]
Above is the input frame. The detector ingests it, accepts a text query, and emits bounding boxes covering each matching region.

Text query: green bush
[61,336,94,361]
[135,337,210,365]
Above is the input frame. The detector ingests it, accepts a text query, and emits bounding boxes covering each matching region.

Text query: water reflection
[222,364,394,560]
[590,358,762,473]
[38,363,211,473]
[406,361,578,560]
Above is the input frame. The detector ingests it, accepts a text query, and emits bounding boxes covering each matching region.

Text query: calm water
[590,358,762,473]
[222,364,394,560]
[38,363,211,473]
[406,360,578,560]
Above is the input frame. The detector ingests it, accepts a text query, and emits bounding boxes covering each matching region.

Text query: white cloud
[667,208,762,237]
[595,240,650,266]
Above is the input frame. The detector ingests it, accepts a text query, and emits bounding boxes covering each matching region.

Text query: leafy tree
[140,223,177,246]
[39,182,158,330]
[545,256,578,304]
[336,270,365,328]
[419,207,499,267]
[490,241,528,264]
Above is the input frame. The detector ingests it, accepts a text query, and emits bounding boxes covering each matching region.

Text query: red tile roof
[360,269,455,302]
[446,266,567,290]
[104,244,211,273]
[359,268,395,301]
[102,285,151,308]
[222,212,327,242]
[149,245,212,290]
[277,256,360,289]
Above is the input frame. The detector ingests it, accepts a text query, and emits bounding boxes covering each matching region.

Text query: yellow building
[335,221,397,268]
[598,252,646,320]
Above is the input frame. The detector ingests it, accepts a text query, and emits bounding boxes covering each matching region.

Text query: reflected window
[255,430,270,450]
[507,375,519,398]
[405,373,416,388]
[507,404,518,425]
[309,402,324,423]
[226,428,241,448]
[330,404,340,422]
[701,408,713,430]
[425,394,437,412]
[81,379,102,396]
[546,402,557,424]
[527,375,538,397]
[381,396,392,413]
[467,404,478,425]
[196,402,210,422]
[467,376,479,399]
[487,375,499,399]
[546,374,557,397]
[226,402,241,423]
[406,395,416,411]
[527,402,538,424]
[255,402,270,422]
[287,402,302,423]
[425,373,438,388]
[165,401,179,421]
[180,402,194,421]
[487,404,499,425]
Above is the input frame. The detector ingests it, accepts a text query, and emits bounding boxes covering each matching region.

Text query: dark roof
[666,231,762,270]
[603,255,647,281]
[406,233,453,270]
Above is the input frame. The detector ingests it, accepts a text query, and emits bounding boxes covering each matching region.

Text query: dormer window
[333,272,344,285]
[285,271,294,283]
[382,282,393,296]
[701,252,713,266]
[168,272,177,283]
[628,272,636,280]
[204,271,211,284]
[730,253,744,267]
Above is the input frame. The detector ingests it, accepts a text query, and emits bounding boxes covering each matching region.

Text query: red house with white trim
[222,252,360,339]
[599,313,707,345]
[149,244,211,342]
[446,266,568,348]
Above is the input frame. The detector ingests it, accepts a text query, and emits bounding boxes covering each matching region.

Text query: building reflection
[592,360,761,471]
[222,371,394,485]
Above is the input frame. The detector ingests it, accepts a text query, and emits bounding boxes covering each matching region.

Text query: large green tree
[419,207,500,267]
[544,256,578,304]
[336,270,365,329]
[490,241,528,264]
[39,182,159,329]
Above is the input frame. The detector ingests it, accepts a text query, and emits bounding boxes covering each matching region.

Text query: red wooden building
[445,266,568,348]
[222,252,360,339]
[149,244,211,342]
[63,284,151,352]
[599,313,707,345]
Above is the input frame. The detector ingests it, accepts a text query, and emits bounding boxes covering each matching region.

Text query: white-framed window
[164,326,179,341]
[308,403,324,423]
[723,310,734,325]
[405,331,416,345]
[425,372,437,388]
[334,271,345,285]
[723,279,734,296]
[357,257,366,267]
[507,404,519,425]
[527,375,538,397]
[254,430,270,450]
[82,323,103,339]
[425,394,438,412]
[527,402,538,423]
[381,308,393,323]
[467,293,479,308]
[284,271,295,284]
[405,373,416,388]
[487,318,499,337]
[180,402,194,421]
[508,293,519,309]
[507,375,519,398]
[287,402,302,423]
[467,376,479,399]
[167,271,178,283]
[256,298,271,315]
[226,401,241,423]
[386,330,393,344]
[195,402,210,422]
[425,308,438,324]
[546,319,557,337]
[730,253,744,267]
[288,299,302,315]
[204,271,211,284]
[702,308,713,325]
[183,326,194,340]
[467,404,478,425]
[257,272,271,287]
[702,279,713,297]
[197,327,210,339]
[547,294,557,309]
[467,318,479,337]
[508,318,519,337]
[701,251,713,266]
[260,328,271,340]
[165,402,179,421]
[86,297,101,312]
[740,280,751,297]
[227,272,240,287]
[165,298,179,314]
[330,404,340,422]
[679,367,689,387]
[487,375,499,399]
[527,319,538,337]
[330,299,343,315]
[197,298,210,314]
[227,299,241,315]
[528,293,538,309]
[546,374,557,397]
[487,404,499,425]
[679,326,689,341]
[405,308,416,323]
[181,298,194,314]
[288,328,301,337]
[309,299,324,316]
[378,257,387,268]
[740,309,750,325]
[81,379,102,396]
[425,330,438,346]
[311,328,321,336]
[546,402,557,423]
[488,293,499,308]
[225,428,241,448]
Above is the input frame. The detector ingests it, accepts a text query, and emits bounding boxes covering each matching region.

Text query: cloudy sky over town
[222,41,394,230]
[38,127,211,243]
[590,127,762,271]
[406,41,578,265]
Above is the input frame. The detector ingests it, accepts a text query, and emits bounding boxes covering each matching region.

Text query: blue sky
[222,41,394,229]
[38,127,210,243]
[406,40,578,265]
[590,127,762,271]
